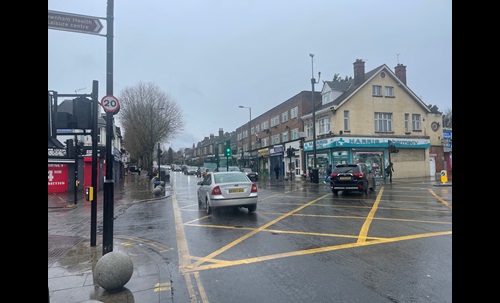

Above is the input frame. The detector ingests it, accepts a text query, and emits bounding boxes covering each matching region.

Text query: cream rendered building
[301,59,444,180]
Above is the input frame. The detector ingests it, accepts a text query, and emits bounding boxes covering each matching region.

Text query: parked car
[241,168,258,181]
[197,171,258,214]
[329,163,372,195]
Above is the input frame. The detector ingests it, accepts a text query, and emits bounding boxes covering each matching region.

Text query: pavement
[48,172,451,303]
[48,173,177,303]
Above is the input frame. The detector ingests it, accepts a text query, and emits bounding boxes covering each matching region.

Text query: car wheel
[332,189,339,195]
[205,199,212,215]
[247,204,257,212]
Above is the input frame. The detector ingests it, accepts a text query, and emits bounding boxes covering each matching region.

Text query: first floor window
[374,112,393,132]
[412,114,421,130]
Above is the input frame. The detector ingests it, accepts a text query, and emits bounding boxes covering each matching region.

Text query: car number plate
[339,176,352,180]
[229,188,244,193]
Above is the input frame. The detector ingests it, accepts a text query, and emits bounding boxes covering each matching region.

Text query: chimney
[218,128,224,138]
[394,63,407,85]
[210,133,214,140]
[353,59,365,86]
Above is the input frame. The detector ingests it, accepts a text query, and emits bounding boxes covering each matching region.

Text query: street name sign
[48,10,104,35]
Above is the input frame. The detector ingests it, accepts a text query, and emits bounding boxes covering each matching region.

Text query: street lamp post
[309,53,321,170]
[238,105,251,167]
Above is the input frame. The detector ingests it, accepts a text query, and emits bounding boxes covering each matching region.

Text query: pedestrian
[325,164,333,183]
[274,163,280,181]
[138,166,141,176]
[308,166,313,182]
[386,162,394,183]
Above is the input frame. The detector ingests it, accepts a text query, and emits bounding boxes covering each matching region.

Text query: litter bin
[160,170,169,182]
[311,168,319,183]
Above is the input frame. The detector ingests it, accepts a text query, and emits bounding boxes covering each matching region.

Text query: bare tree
[118,82,184,173]
[442,106,452,128]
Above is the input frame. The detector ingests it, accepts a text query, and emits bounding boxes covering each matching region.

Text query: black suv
[330,163,372,195]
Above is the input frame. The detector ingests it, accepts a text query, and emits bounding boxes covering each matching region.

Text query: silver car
[197,171,258,214]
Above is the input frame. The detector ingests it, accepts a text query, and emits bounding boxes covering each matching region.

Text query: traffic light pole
[388,140,392,176]
[157,142,161,178]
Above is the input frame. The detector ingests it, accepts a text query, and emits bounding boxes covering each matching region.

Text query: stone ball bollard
[94,251,133,290]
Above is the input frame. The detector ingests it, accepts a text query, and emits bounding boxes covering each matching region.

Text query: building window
[404,113,409,133]
[385,86,394,97]
[318,117,330,135]
[372,85,382,96]
[271,134,280,145]
[344,111,349,131]
[261,120,269,131]
[374,112,393,132]
[273,115,280,127]
[412,114,421,130]
[255,124,260,133]
[306,121,313,138]
[261,137,269,147]
[291,128,299,140]
[282,131,289,142]
[291,106,298,119]
[270,116,277,127]
[282,111,288,123]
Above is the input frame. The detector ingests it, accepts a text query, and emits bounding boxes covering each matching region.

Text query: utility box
[311,169,319,183]
[85,186,94,201]
[440,170,448,183]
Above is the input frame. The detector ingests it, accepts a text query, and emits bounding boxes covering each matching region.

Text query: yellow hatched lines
[172,185,451,302]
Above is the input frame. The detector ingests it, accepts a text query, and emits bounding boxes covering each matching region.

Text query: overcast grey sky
[48,0,452,151]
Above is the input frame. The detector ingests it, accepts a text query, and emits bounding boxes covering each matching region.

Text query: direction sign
[48,10,104,35]
[100,95,120,114]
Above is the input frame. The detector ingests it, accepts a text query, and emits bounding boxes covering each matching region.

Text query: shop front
[304,136,431,180]
[257,148,270,177]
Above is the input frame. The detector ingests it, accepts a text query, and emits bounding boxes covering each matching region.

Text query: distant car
[197,171,258,214]
[241,168,258,181]
[329,163,372,195]
[185,166,197,175]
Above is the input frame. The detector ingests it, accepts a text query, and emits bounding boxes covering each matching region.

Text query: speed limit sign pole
[100,94,120,255]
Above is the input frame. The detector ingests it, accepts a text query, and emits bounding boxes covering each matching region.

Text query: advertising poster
[48,163,68,193]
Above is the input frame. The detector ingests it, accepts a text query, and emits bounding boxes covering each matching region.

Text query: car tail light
[251,183,258,193]
[353,173,363,178]
[211,186,221,195]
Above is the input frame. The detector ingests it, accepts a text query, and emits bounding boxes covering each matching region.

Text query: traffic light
[225,140,231,157]
[390,144,399,153]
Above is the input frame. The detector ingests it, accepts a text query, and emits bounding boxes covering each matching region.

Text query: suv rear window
[332,164,360,174]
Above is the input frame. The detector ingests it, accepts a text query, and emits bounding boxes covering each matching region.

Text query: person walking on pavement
[386,162,394,183]
[325,164,333,183]
[274,163,281,181]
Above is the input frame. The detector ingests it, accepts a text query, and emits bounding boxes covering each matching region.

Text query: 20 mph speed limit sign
[101,95,120,114]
